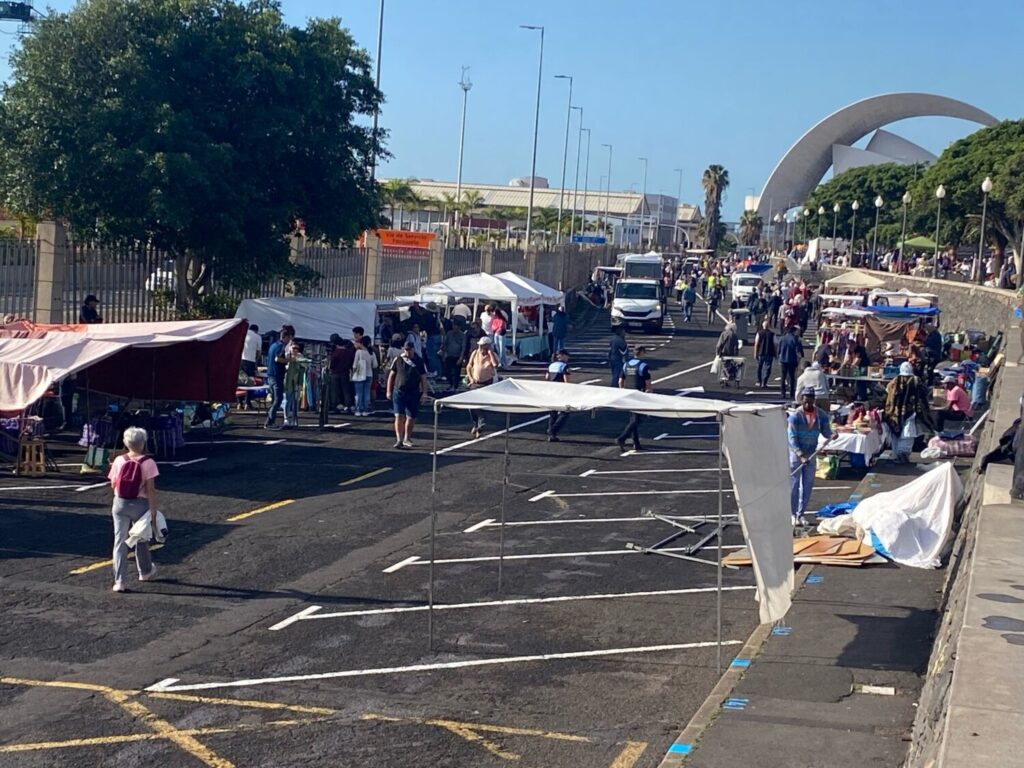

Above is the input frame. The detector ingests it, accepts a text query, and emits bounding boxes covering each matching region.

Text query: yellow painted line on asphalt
[69,544,164,575]
[608,740,648,768]
[147,690,338,716]
[339,466,392,487]
[360,712,590,742]
[227,499,295,522]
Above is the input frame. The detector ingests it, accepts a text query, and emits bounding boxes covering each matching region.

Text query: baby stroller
[718,356,745,388]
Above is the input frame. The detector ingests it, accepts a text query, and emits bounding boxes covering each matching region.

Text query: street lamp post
[553,74,573,244]
[639,157,648,247]
[773,213,783,252]
[933,184,946,278]
[898,191,911,273]
[602,144,613,241]
[976,176,993,285]
[872,195,883,269]
[454,67,473,244]
[850,200,860,266]
[802,208,810,243]
[580,128,591,238]
[569,105,583,239]
[832,203,840,255]
[369,0,385,183]
[817,205,825,239]
[674,168,683,246]
[520,24,544,251]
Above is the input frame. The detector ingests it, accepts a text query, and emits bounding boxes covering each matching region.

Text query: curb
[656,564,813,767]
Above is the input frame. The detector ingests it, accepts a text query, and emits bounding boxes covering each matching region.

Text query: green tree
[0,0,384,309]
[701,165,729,253]
[381,178,414,228]
[739,210,763,246]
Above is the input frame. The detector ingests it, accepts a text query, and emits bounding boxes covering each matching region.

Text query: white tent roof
[78,319,242,346]
[235,298,381,342]
[492,271,564,305]
[418,273,544,306]
[824,270,887,290]
[436,378,777,418]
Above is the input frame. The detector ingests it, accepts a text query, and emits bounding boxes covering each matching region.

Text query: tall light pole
[871,195,883,269]
[933,184,946,278]
[898,191,911,273]
[602,144,613,241]
[774,213,783,252]
[454,66,472,242]
[817,205,825,239]
[580,128,591,237]
[976,176,993,285]
[554,74,573,244]
[832,202,840,253]
[569,105,583,239]
[639,156,648,247]
[674,168,683,247]
[520,24,544,251]
[802,208,810,243]
[850,200,860,266]
[369,0,385,182]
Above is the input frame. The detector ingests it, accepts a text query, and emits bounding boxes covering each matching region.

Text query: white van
[616,252,664,280]
[610,278,665,333]
[731,272,762,302]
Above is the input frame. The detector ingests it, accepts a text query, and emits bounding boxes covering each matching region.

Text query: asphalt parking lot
[0,298,863,768]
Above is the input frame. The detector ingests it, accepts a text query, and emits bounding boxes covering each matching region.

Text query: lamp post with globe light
[976,176,993,285]
[933,184,946,278]
[802,208,810,243]
[872,195,884,269]
[817,206,825,239]
[774,213,783,252]
[850,200,860,266]
[832,203,840,255]
[898,191,911,273]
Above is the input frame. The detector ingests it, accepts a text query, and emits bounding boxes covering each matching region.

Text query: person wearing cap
[79,294,102,324]
[884,361,935,463]
[937,374,973,431]
[616,347,653,453]
[788,387,833,525]
[466,336,499,437]
[544,350,572,442]
[795,360,830,413]
[386,341,428,448]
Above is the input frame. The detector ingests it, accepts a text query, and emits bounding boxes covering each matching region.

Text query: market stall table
[818,428,884,466]
[514,334,548,359]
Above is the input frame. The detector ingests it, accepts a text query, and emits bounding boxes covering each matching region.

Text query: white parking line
[383,544,747,571]
[466,514,738,528]
[652,360,714,385]
[269,585,756,628]
[579,468,715,477]
[652,433,719,441]
[620,449,718,456]
[529,488,732,502]
[145,640,744,692]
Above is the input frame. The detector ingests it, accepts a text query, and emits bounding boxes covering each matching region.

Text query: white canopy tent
[426,379,795,667]
[492,271,564,306]
[824,270,887,290]
[235,298,389,343]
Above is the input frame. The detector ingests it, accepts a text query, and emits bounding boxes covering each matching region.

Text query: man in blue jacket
[777,326,804,400]
[550,306,569,353]
[789,387,833,525]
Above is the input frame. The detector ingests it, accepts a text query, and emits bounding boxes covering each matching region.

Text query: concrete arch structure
[757,93,997,219]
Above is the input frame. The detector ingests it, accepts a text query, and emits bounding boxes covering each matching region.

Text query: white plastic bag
[126,511,168,548]
[710,356,722,375]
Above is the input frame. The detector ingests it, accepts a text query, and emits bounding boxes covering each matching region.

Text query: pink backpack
[114,457,151,499]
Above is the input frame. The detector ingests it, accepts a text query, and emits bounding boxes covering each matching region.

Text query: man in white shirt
[451,301,472,322]
[479,304,495,343]
[241,324,261,377]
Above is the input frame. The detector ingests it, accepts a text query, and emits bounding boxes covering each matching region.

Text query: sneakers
[264,423,281,430]
[548,435,560,443]
[112,581,127,593]
[393,440,404,449]
[616,439,627,453]
[402,439,414,448]
[139,565,158,582]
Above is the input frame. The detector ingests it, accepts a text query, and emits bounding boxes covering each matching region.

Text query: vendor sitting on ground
[936,373,973,431]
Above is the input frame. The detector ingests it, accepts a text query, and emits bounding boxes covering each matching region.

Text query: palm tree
[701,165,730,252]
[739,210,763,246]
[380,178,411,228]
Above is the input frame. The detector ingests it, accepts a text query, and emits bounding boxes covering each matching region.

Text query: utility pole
[369,0,385,183]
[454,67,472,243]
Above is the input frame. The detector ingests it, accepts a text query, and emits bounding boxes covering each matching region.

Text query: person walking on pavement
[789,387,833,526]
[466,337,499,437]
[263,329,292,429]
[545,350,571,442]
[707,281,723,325]
[681,282,696,323]
[608,327,628,387]
[616,346,653,453]
[754,318,777,388]
[550,306,569,353]
[777,325,804,400]
[386,341,428,449]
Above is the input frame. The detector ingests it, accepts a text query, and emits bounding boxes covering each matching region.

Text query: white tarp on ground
[492,271,564,305]
[824,270,887,290]
[235,298,379,342]
[437,379,794,624]
[851,462,962,568]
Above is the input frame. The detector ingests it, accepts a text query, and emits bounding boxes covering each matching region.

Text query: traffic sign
[571,235,607,244]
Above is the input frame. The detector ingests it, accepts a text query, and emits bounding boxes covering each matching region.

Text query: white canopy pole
[498,412,511,591]
[428,407,440,651]
[717,412,724,673]
[540,304,546,356]
[511,299,519,355]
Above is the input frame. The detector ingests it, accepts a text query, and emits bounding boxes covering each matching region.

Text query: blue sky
[1,0,1018,217]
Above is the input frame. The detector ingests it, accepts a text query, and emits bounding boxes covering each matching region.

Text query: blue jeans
[610,360,624,387]
[790,457,816,517]
[265,377,282,426]
[756,357,774,386]
[284,387,299,425]
[426,335,441,374]
[353,379,371,413]
[495,335,507,367]
[683,302,693,321]
[553,335,567,353]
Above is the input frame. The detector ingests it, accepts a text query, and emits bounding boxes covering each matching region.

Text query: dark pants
[548,411,569,437]
[707,303,718,324]
[265,377,283,425]
[617,413,643,449]
[756,357,774,387]
[443,356,462,390]
[780,362,798,399]
[937,409,968,432]
[331,372,354,411]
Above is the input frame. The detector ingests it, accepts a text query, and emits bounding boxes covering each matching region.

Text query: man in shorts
[386,341,428,449]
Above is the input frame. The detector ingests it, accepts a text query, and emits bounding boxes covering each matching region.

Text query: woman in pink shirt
[107,426,160,592]
[937,377,973,431]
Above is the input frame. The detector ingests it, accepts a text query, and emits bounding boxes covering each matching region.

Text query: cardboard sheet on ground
[724,535,876,568]
[851,462,961,568]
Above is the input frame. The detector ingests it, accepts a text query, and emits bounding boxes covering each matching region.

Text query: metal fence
[493,248,526,275]
[63,241,177,324]
[300,244,366,298]
[378,247,429,299]
[442,248,481,279]
[0,238,37,320]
